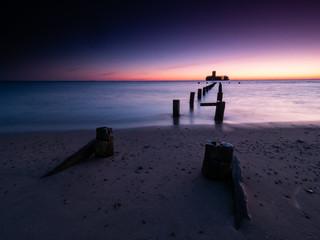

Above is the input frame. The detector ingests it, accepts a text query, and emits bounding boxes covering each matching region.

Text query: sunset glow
[1,1,320,81]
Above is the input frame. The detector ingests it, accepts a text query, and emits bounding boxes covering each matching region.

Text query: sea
[0,80,319,132]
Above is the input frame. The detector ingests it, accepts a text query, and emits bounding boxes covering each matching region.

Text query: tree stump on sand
[232,156,251,229]
[95,127,114,157]
[201,141,234,181]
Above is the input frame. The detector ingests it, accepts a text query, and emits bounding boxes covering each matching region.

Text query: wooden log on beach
[173,99,180,117]
[198,89,202,100]
[95,127,114,157]
[201,141,234,181]
[214,101,225,122]
[232,156,251,229]
[41,139,95,178]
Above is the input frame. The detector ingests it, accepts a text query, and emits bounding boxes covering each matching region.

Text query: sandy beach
[1,122,320,240]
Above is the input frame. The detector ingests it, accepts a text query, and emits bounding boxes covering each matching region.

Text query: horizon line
[1,78,320,82]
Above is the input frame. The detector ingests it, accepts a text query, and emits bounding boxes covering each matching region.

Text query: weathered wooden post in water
[189,92,195,106]
[200,101,226,122]
[214,101,225,122]
[197,89,202,100]
[200,82,225,122]
[173,99,180,117]
[203,87,206,96]
[95,127,114,157]
[217,83,223,102]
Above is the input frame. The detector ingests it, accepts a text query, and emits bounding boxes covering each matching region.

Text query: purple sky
[1,0,320,81]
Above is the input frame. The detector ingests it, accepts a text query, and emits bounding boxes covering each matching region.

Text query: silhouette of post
[189,92,195,107]
[173,99,180,117]
[214,101,225,122]
[198,89,202,100]
[95,127,114,157]
[217,83,223,102]
[201,141,234,181]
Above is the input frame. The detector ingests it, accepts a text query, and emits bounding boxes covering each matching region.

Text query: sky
[1,0,320,81]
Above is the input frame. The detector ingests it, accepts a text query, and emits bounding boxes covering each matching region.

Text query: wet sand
[1,123,320,240]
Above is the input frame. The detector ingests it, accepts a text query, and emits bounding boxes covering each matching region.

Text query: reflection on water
[0,80,319,132]
[173,117,180,126]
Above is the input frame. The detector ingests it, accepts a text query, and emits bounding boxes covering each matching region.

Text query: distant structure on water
[206,71,229,81]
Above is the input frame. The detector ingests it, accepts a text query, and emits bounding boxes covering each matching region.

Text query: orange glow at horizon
[90,48,320,81]
[14,45,320,81]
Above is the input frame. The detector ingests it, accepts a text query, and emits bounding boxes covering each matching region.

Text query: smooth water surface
[1,80,319,132]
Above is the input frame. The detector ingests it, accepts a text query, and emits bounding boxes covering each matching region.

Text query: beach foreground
[1,123,320,240]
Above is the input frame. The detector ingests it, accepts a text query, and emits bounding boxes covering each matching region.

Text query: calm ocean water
[0,80,320,132]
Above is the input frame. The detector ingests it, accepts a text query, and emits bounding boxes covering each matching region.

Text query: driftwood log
[41,139,95,178]
[232,156,251,229]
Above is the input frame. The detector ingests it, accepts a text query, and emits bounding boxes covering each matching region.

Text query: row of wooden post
[194,82,216,102]
[173,82,216,118]
[173,82,226,122]
[199,82,225,122]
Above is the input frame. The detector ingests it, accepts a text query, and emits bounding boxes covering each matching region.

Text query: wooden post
[189,92,195,105]
[203,87,206,96]
[232,156,251,229]
[95,127,114,157]
[173,99,180,117]
[201,141,234,181]
[214,101,225,122]
[197,89,202,100]
[217,83,223,101]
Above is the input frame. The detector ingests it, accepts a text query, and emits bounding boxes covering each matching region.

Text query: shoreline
[1,123,320,239]
[1,119,320,135]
